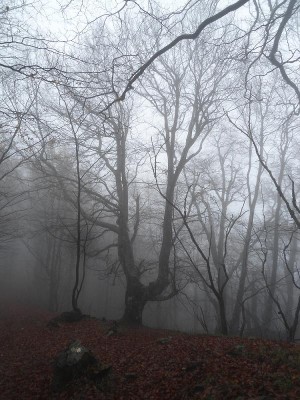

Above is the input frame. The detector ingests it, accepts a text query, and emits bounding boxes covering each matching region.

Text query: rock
[124,372,137,381]
[47,311,83,328]
[192,383,205,393]
[182,360,203,372]
[106,321,118,336]
[59,311,83,322]
[227,344,245,356]
[52,340,111,392]
[47,319,61,328]
[248,397,271,400]
[157,337,172,344]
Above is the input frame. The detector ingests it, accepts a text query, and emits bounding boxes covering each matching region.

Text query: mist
[1,0,300,343]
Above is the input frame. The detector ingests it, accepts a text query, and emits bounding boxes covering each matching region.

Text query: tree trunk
[263,193,282,330]
[288,295,300,342]
[217,294,228,335]
[122,277,147,325]
[262,128,287,331]
[286,233,297,322]
[230,127,263,333]
[71,131,82,314]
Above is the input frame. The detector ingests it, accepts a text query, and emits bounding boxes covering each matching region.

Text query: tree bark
[218,296,228,335]
[122,277,147,325]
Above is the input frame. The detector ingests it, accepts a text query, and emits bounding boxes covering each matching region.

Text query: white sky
[28,0,249,41]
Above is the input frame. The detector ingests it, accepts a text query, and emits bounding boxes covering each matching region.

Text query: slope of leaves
[1,302,300,400]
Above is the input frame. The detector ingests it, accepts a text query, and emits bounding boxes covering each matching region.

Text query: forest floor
[1,303,300,400]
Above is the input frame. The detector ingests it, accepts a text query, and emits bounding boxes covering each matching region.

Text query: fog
[1,0,300,342]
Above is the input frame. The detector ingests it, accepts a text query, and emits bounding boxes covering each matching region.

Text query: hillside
[1,303,300,399]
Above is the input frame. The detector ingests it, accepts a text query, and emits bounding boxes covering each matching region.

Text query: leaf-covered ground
[1,303,300,399]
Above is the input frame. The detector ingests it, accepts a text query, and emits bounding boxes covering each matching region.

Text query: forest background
[1,0,300,341]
